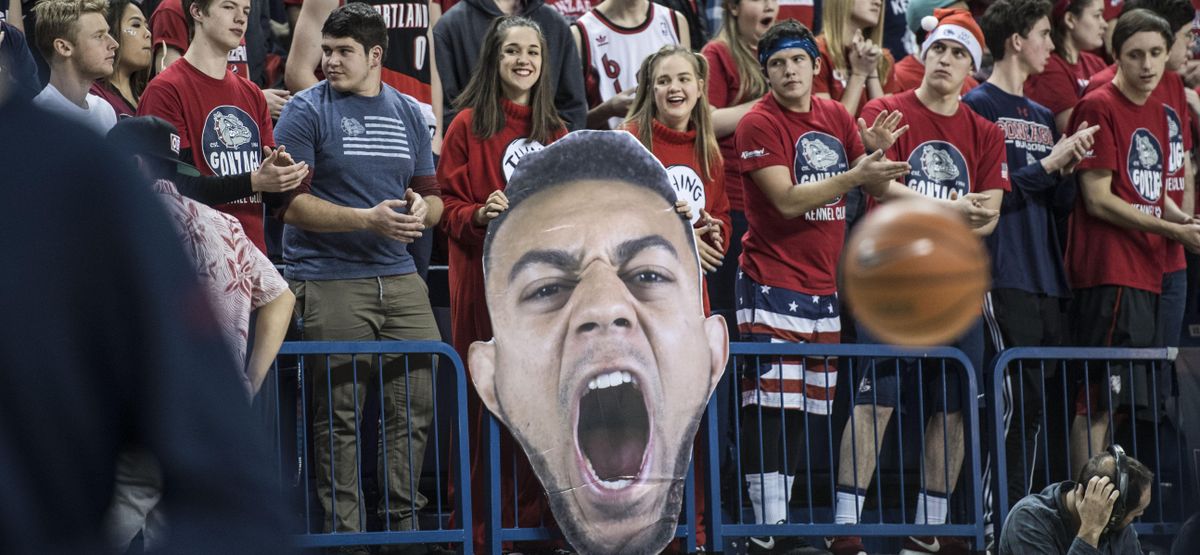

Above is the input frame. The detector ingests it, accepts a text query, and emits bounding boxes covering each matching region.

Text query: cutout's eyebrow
[614,235,678,268]
[508,249,581,284]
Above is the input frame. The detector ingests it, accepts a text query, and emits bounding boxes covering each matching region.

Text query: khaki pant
[292,273,440,533]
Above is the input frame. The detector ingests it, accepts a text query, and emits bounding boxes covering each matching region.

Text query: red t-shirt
[545,0,602,21]
[1024,51,1108,115]
[626,119,731,312]
[812,35,903,117]
[776,0,815,28]
[1085,68,1192,273]
[137,58,275,252]
[891,54,979,95]
[702,39,757,212]
[150,0,251,78]
[1066,83,1170,293]
[437,99,566,356]
[861,90,1010,205]
[735,94,865,295]
[89,82,136,118]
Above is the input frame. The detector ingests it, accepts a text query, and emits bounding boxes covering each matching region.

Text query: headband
[758,36,820,69]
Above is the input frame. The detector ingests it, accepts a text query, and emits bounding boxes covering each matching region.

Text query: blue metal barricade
[988,347,1192,541]
[268,341,473,553]
[483,415,702,554]
[708,342,987,552]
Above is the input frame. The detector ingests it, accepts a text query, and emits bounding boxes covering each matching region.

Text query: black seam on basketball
[846,270,989,285]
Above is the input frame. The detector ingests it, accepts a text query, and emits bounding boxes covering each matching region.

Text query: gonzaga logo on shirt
[1165,107,1186,196]
[1126,128,1163,209]
[794,131,848,221]
[905,140,970,200]
[667,165,706,225]
[502,138,546,182]
[202,105,262,178]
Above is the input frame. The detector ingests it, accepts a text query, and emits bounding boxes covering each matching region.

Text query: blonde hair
[821,0,891,85]
[714,0,769,103]
[33,0,110,60]
[624,46,721,181]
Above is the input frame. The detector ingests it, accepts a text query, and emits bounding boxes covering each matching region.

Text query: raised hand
[858,110,909,153]
[473,189,509,226]
[251,146,308,193]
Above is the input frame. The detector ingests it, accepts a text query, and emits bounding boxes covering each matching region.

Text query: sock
[835,487,866,525]
[763,473,789,525]
[745,473,768,525]
[913,491,949,525]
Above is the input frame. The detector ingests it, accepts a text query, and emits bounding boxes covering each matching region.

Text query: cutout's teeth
[588,378,598,390]
[598,373,612,389]
[621,371,632,384]
[597,478,633,490]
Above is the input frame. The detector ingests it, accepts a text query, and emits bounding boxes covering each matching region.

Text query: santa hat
[919,8,985,70]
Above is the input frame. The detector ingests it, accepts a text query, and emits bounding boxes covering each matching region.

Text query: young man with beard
[30,0,118,133]
[829,9,1010,555]
[1064,8,1200,483]
[733,18,909,554]
[137,0,309,253]
[273,4,443,545]
[964,0,1098,540]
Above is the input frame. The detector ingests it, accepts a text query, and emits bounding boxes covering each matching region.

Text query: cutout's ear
[702,314,730,399]
[468,339,502,416]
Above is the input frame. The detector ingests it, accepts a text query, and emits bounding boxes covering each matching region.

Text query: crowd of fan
[1,0,1197,553]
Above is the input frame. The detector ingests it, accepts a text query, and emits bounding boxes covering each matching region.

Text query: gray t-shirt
[999,481,1142,555]
[32,83,117,134]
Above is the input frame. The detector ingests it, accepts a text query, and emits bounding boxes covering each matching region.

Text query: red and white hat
[920,8,985,69]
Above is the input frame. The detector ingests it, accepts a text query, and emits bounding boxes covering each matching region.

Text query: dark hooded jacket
[433,0,587,131]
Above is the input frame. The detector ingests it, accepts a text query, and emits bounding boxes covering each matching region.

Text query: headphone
[1104,444,1131,535]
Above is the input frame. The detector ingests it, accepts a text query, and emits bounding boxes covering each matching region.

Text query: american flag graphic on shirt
[341,115,412,158]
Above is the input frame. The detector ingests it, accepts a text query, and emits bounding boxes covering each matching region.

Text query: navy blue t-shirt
[962,82,1070,297]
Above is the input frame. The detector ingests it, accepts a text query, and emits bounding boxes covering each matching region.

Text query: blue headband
[758,36,820,68]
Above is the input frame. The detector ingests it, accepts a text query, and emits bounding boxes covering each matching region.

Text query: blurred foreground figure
[0,86,290,554]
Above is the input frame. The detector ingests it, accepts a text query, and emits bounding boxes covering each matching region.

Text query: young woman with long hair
[1024,0,1109,131]
[701,0,776,315]
[624,44,731,314]
[436,15,568,551]
[813,0,901,116]
[91,0,151,116]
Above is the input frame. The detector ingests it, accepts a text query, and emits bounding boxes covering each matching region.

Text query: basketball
[842,199,990,346]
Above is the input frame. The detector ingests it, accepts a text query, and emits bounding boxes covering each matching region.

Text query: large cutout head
[470,131,729,554]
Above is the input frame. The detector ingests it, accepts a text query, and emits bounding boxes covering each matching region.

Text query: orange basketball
[842,199,990,346]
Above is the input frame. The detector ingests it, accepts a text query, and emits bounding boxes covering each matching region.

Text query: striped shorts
[735,270,841,414]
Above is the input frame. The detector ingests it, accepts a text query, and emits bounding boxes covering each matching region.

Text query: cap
[919,8,985,70]
[107,116,201,177]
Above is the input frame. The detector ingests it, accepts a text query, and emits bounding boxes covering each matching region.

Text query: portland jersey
[861,90,1009,207]
[1066,83,1170,293]
[575,2,681,128]
[1084,67,1192,273]
[736,94,865,295]
[137,58,274,252]
[351,0,436,134]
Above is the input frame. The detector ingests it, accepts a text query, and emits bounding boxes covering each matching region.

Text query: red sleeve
[1072,97,1118,172]
[1171,74,1193,151]
[137,80,190,149]
[702,42,733,108]
[436,113,488,246]
[1025,62,1078,115]
[882,50,904,95]
[975,121,1011,192]
[734,110,790,173]
[704,157,731,255]
[150,3,189,53]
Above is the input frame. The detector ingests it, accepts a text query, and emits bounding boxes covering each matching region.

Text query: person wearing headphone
[999,445,1154,554]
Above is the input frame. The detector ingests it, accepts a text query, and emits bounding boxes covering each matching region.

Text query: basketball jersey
[350,0,435,135]
[575,3,680,128]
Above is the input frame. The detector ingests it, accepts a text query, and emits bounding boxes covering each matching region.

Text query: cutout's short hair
[1112,8,1174,56]
[32,0,110,60]
[1077,449,1154,509]
[321,3,388,57]
[980,0,1053,61]
[482,131,695,274]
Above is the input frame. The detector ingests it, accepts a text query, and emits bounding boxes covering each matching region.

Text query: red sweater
[625,119,731,313]
[438,99,567,357]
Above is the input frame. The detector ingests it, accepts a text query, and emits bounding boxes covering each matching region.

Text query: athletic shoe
[899,536,969,554]
[746,534,831,555]
[825,536,867,555]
